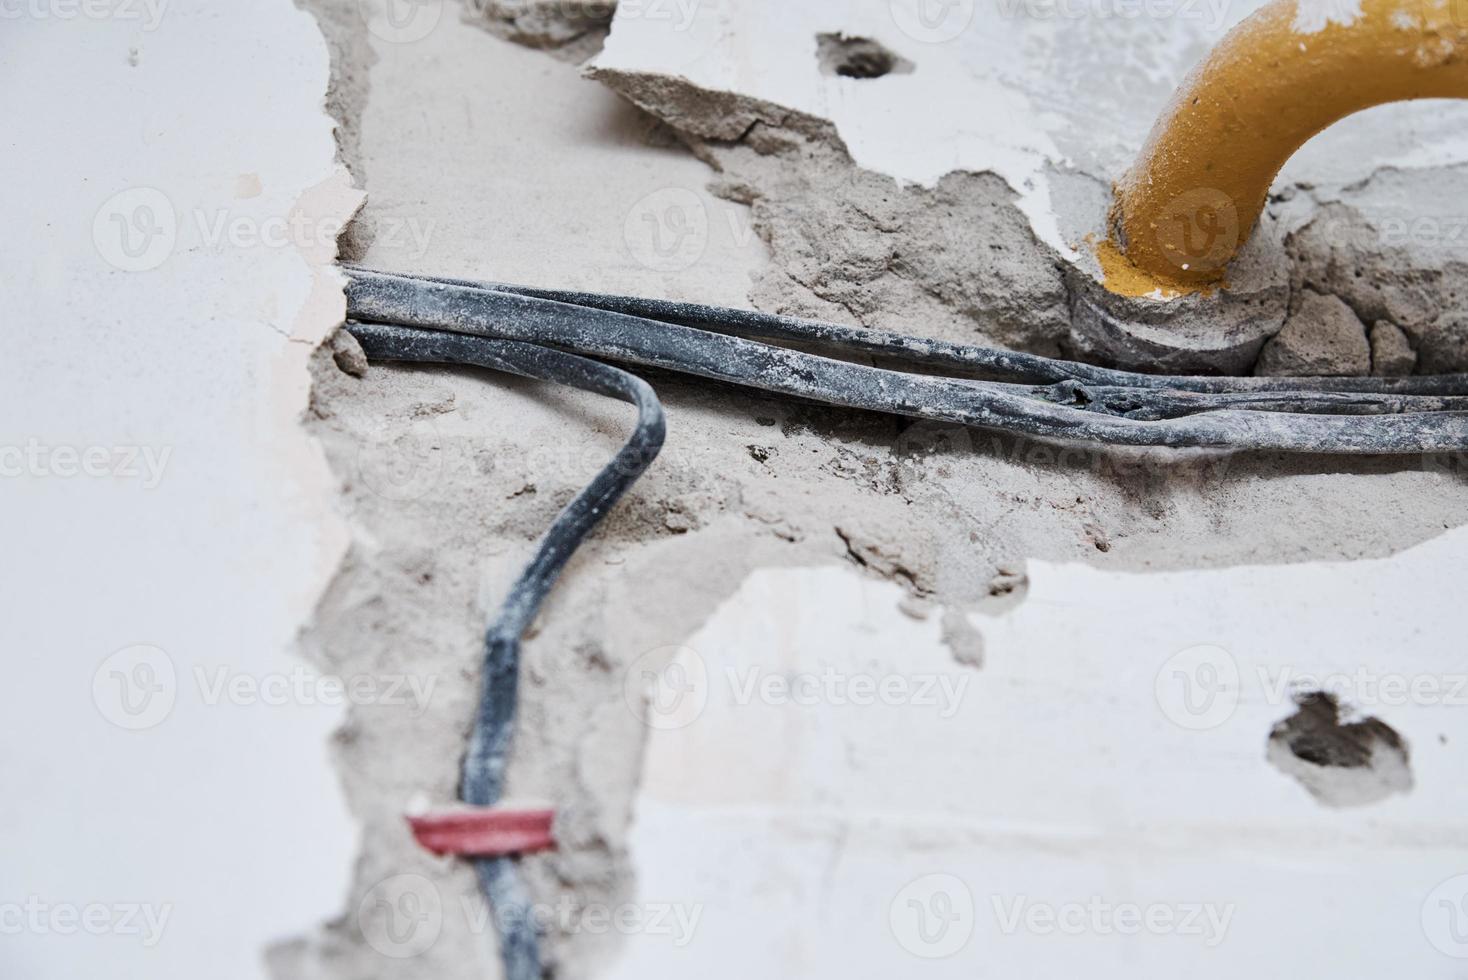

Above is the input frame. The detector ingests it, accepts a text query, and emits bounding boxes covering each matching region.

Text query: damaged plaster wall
[589,0,1468,373]
[287,1,1468,978]
[6,3,361,978]
[609,542,1468,978]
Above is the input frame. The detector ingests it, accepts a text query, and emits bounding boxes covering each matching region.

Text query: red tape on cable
[407,807,556,857]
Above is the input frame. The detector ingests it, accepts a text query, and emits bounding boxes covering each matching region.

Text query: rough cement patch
[1266,692,1413,807]
[463,0,614,61]
[591,67,1072,354]
[1284,196,1468,373]
[1255,289,1370,377]
[1369,319,1417,376]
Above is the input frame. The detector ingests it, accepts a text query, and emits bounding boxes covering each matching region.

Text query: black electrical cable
[346,322,665,980]
[349,264,1468,397]
[344,267,1468,453]
[342,265,1468,980]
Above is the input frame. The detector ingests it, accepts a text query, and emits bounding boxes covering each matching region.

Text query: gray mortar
[462,0,614,61]
[1370,320,1417,377]
[286,7,1468,980]
[1282,182,1468,374]
[1255,290,1371,377]
[587,66,1075,356]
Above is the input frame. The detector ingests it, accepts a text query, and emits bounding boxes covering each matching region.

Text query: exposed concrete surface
[1255,289,1371,377]
[463,0,616,61]
[285,1,1468,978]
[1371,319,1418,376]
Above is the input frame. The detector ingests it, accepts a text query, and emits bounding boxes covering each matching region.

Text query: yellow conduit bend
[1102,0,1468,297]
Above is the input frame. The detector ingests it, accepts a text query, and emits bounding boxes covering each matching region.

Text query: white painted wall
[1,4,359,978]
[609,546,1468,977]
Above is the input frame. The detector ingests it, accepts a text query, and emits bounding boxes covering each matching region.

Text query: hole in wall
[1266,691,1412,807]
[816,33,914,79]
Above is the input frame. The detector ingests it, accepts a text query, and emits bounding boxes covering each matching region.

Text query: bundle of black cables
[342,265,1468,980]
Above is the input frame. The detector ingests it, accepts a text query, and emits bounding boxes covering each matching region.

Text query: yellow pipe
[1101,0,1468,297]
